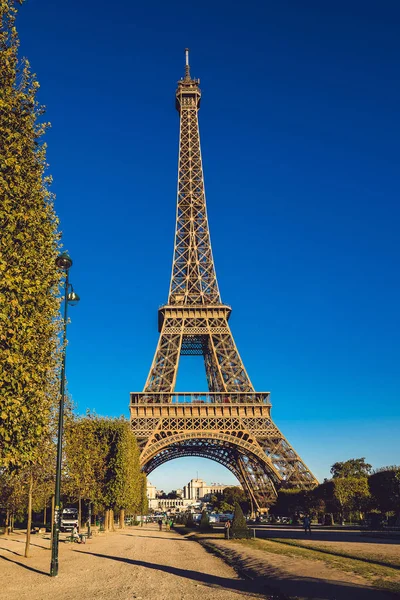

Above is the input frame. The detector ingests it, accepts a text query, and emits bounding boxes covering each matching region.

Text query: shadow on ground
[81,550,278,597]
[82,549,399,599]
[0,554,49,576]
[204,542,400,600]
[122,533,190,541]
[8,538,48,550]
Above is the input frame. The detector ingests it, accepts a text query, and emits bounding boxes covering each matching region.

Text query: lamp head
[56,252,73,270]
[67,290,80,306]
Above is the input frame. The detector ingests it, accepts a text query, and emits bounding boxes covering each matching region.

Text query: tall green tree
[209,486,250,514]
[0,0,61,470]
[330,458,372,479]
[332,476,370,522]
[64,413,105,527]
[0,468,27,533]
[369,467,400,520]
[100,418,141,516]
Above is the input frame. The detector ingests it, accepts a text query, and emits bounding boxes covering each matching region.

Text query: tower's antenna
[184,48,191,79]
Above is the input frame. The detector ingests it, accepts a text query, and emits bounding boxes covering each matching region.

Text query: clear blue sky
[17,0,399,491]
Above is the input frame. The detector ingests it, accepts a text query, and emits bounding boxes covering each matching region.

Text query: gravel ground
[0,525,270,600]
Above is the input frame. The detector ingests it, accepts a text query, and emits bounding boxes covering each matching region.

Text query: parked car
[218,513,233,523]
[60,508,78,532]
[209,514,219,523]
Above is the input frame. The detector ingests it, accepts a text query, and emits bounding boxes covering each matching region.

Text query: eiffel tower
[130,50,317,512]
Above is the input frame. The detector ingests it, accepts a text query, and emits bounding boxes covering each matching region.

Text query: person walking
[72,524,80,543]
[224,519,231,539]
[158,518,163,532]
[303,515,311,535]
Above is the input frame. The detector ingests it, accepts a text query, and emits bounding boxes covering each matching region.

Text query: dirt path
[0,525,269,600]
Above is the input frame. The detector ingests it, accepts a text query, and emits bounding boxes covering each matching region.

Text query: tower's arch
[141,433,281,511]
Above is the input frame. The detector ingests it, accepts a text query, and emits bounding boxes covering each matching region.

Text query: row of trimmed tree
[63,413,148,531]
[0,414,148,553]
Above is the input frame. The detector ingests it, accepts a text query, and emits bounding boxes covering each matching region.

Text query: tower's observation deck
[175,49,201,112]
[130,391,271,405]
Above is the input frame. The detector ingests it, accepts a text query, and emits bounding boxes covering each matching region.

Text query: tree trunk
[24,472,33,558]
[104,509,109,532]
[119,509,125,529]
[4,510,10,536]
[78,495,82,530]
[110,509,115,532]
[43,504,47,526]
[10,513,14,533]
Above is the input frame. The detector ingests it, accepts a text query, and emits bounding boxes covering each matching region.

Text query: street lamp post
[50,252,80,577]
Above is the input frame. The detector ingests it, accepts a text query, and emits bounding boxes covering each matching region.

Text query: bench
[66,533,87,544]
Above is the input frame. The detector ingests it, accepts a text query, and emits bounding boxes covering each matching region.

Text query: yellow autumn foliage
[0,0,62,468]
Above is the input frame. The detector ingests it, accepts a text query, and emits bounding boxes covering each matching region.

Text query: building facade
[148,498,194,513]
[146,481,157,500]
[182,478,234,500]
[146,478,237,513]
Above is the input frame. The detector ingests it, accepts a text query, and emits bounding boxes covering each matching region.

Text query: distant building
[182,478,234,500]
[149,497,194,513]
[146,481,157,500]
[146,478,238,513]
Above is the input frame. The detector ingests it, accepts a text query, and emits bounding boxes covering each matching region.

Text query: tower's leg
[144,332,182,393]
[202,317,254,392]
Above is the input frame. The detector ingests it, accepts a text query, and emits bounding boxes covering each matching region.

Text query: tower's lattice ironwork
[130,50,317,511]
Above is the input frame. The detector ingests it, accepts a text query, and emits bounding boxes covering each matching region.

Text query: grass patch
[271,538,400,570]
[233,539,400,595]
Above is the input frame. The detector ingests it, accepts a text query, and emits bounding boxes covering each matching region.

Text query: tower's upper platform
[176,48,201,111]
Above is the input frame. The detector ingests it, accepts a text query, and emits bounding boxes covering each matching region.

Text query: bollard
[253,528,256,539]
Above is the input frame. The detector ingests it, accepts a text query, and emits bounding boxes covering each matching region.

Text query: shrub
[199,509,212,532]
[186,512,195,528]
[231,502,251,539]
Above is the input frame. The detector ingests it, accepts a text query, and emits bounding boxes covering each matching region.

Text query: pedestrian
[224,519,231,539]
[72,524,80,543]
[158,518,163,532]
[303,515,311,535]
